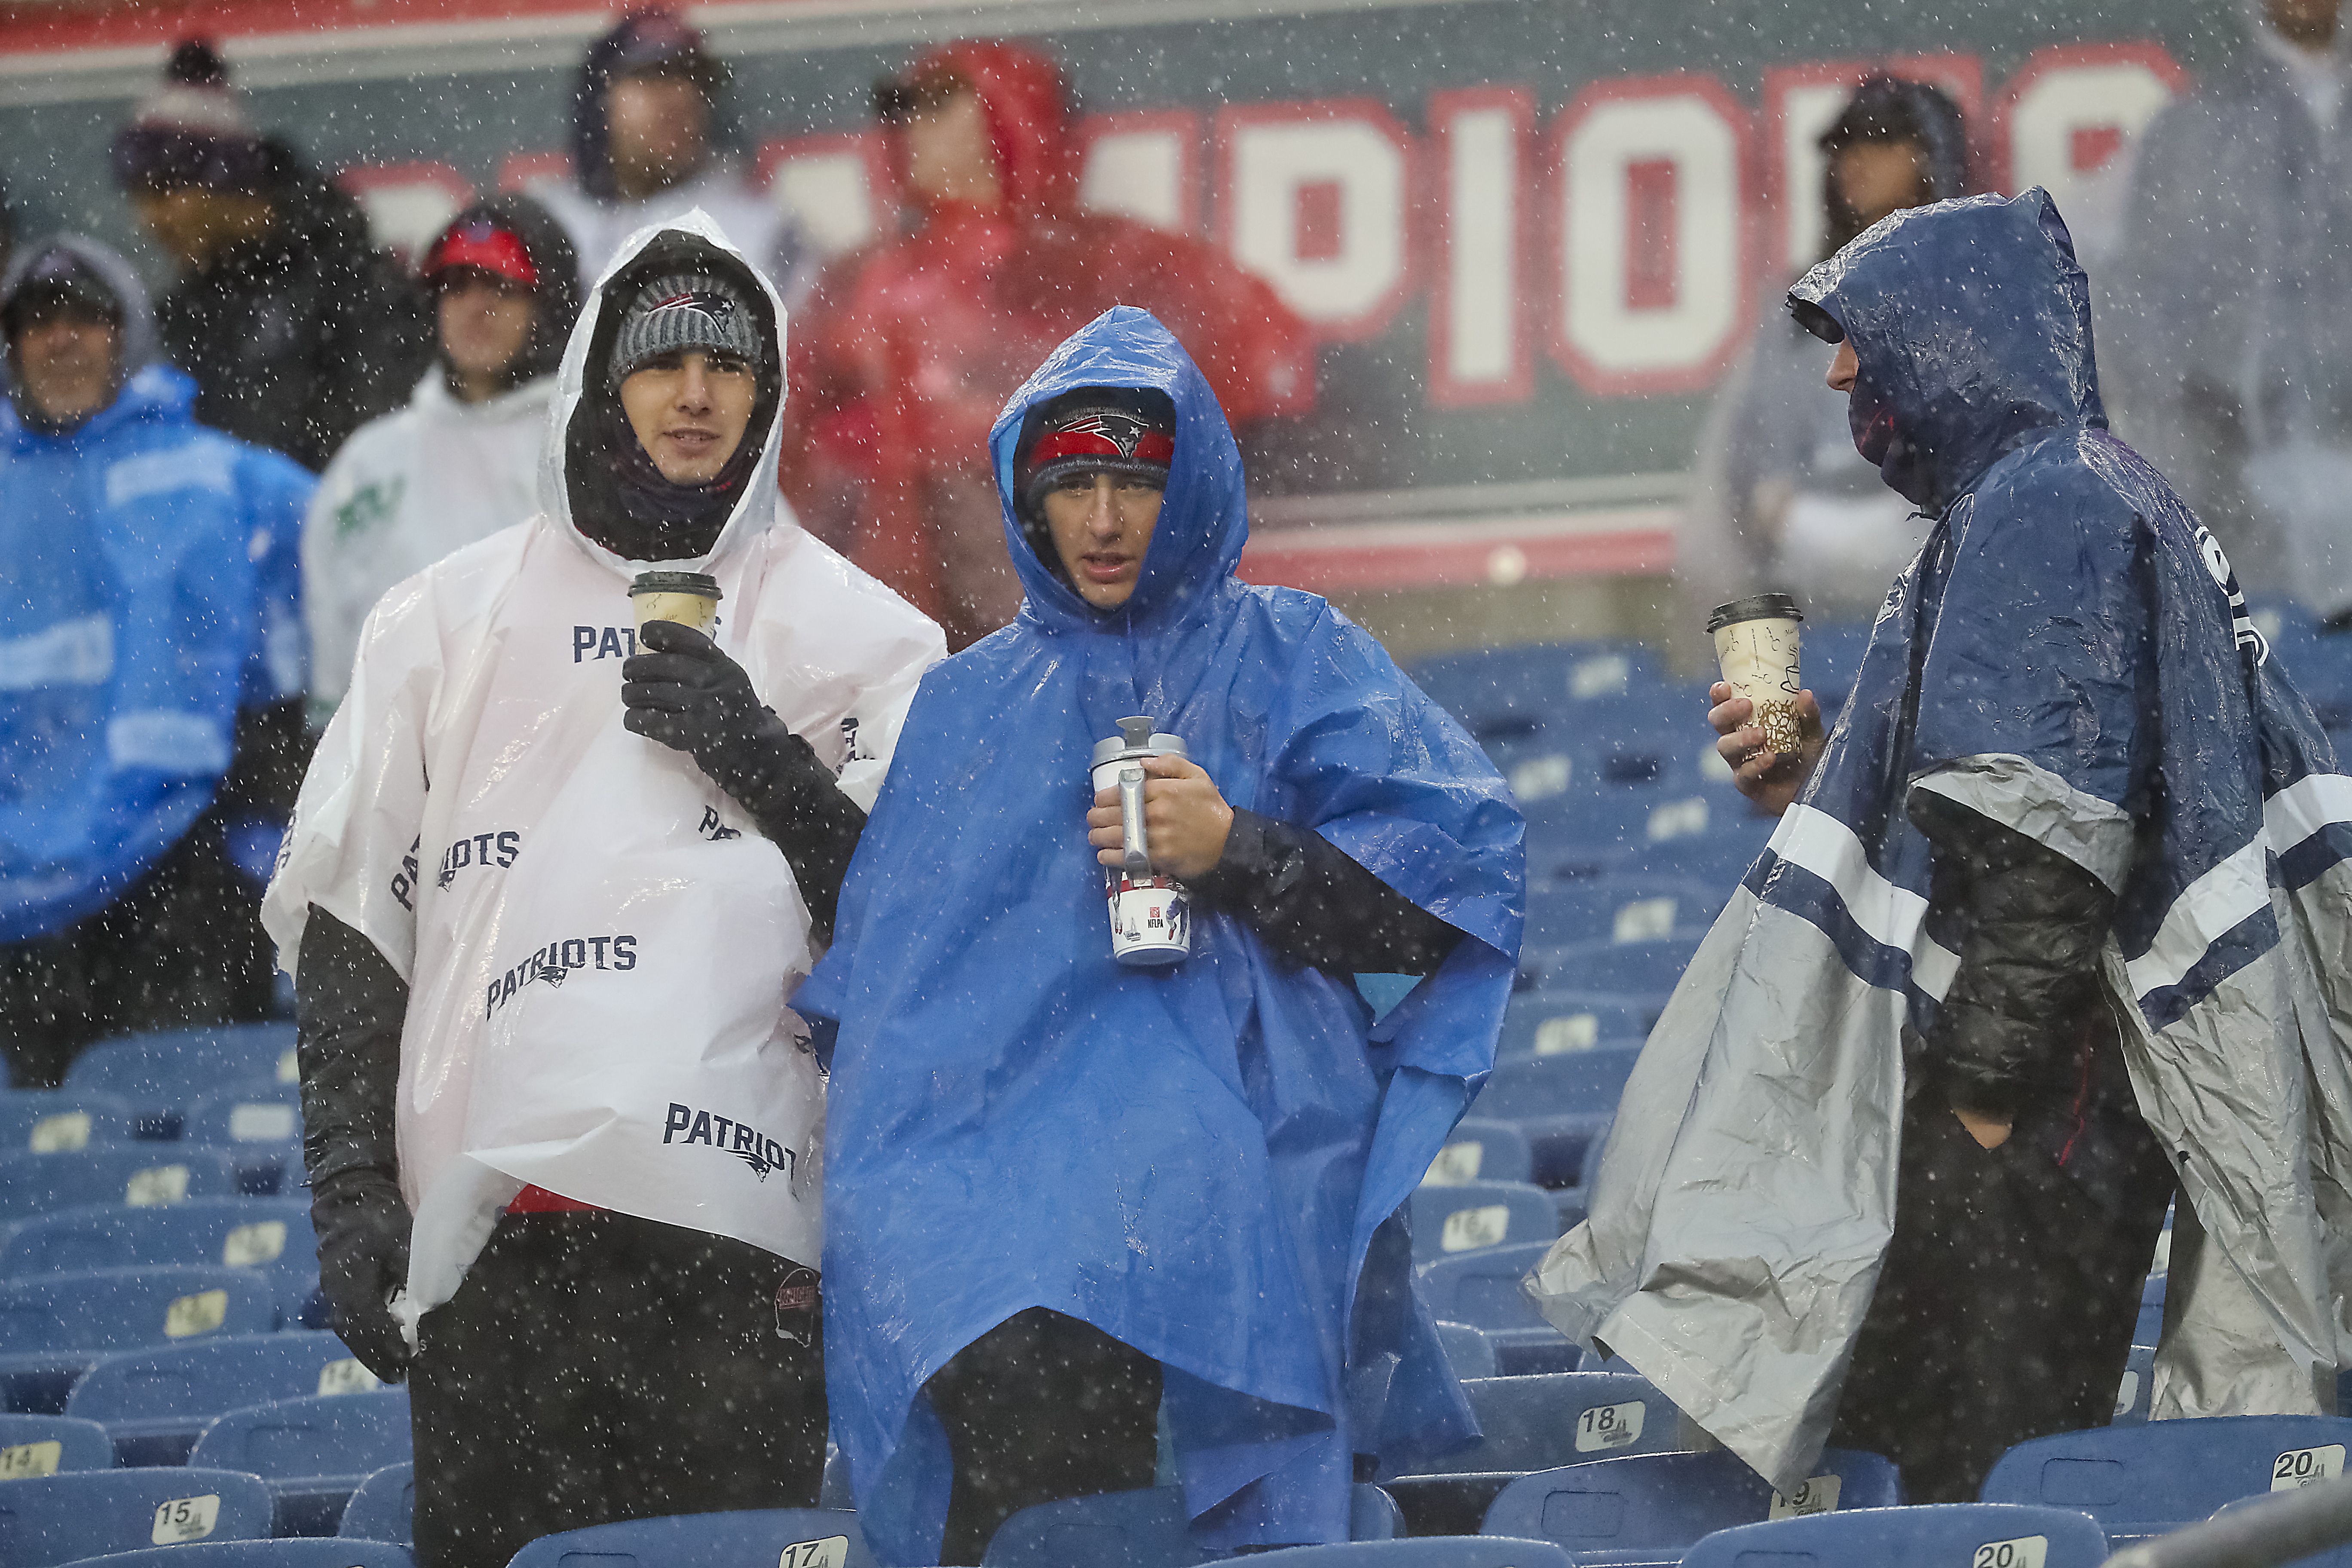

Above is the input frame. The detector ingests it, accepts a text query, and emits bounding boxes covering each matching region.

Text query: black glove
[312,1170,413,1382]
[620,620,868,939]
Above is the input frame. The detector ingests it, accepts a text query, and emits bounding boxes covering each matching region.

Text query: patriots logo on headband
[1029,408,1177,469]
[1055,412,1152,457]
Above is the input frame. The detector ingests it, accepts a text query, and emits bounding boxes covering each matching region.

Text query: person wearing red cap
[300,199,581,719]
[784,40,1317,651]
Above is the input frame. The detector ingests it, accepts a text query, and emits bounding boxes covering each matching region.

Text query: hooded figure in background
[785,40,1317,650]
[263,211,944,1567]
[302,197,582,719]
[112,39,428,474]
[1676,74,1970,647]
[1534,190,2352,1504]
[797,307,1522,1565]
[2104,0,2352,614]
[529,7,809,302]
[0,235,315,1088]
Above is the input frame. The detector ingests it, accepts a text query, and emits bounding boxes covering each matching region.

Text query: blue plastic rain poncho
[1531,190,2352,1494]
[797,307,1525,1561]
[0,235,314,943]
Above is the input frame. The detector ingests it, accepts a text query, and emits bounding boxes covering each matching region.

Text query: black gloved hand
[312,1170,413,1383]
[621,619,798,802]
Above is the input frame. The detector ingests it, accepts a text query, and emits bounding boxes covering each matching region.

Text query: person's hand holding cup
[1706,592,1825,818]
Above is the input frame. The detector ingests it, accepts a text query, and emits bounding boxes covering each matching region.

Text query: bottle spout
[1118,715,1157,749]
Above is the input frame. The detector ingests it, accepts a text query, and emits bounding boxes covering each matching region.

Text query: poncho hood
[898,40,1079,219]
[0,232,159,382]
[799,308,1523,1562]
[1789,188,2107,511]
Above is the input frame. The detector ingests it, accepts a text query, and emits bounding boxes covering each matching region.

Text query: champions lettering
[484,934,637,1017]
[663,1101,795,1181]
[437,830,521,888]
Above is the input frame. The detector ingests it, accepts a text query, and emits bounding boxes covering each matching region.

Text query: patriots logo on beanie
[607,271,763,387]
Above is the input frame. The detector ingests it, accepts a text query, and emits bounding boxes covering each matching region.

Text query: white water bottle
[1089,716,1193,967]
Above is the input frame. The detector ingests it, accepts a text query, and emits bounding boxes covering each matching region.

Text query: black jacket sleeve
[1188,809,1464,976]
[711,723,867,945]
[1909,788,2119,1120]
[295,906,407,1192]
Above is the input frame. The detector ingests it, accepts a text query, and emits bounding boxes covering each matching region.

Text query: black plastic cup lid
[630,571,722,599]
[1707,592,1804,632]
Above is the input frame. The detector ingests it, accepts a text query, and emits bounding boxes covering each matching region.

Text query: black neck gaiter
[580,396,757,561]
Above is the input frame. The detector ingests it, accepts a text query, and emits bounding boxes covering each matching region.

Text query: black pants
[0,812,274,1088]
[925,1308,1163,1565]
[408,1210,826,1568]
[1831,1089,2173,1502]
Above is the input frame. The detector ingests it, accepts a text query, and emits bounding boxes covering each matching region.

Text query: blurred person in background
[0,237,314,1087]
[265,215,942,1568]
[785,40,1316,650]
[1537,190,2352,1506]
[530,8,809,301]
[2105,0,2352,617]
[1677,74,1969,646]
[799,308,1520,1566]
[302,199,581,720]
[111,39,428,475]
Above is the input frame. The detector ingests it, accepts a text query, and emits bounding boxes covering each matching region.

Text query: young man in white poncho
[262,212,943,1567]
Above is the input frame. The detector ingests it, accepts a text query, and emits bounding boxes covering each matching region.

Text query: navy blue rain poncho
[1531,189,2352,1492]
[797,307,1525,1561]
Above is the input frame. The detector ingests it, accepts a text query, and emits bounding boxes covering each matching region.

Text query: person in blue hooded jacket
[0,235,315,1087]
[796,306,1524,1565]
[1533,188,2352,1507]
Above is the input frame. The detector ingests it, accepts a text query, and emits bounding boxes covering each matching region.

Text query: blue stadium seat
[1525,876,1719,951]
[3,1197,312,1278]
[1464,1049,1638,1187]
[0,1412,112,1476]
[1423,1122,1534,1188]
[1493,995,1654,1062]
[0,1148,242,1226]
[0,1467,276,1563]
[505,1508,875,1567]
[1481,1447,1903,1563]
[1416,1243,1555,1335]
[182,1088,301,1150]
[1519,938,1702,1003]
[186,1390,413,1537]
[66,1332,379,1467]
[0,1093,136,1157]
[1408,1182,1560,1264]
[337,1461,413,1543]
[981,1484,1403,1565]
[0,1266,276,1415]
[1433,1323,1497,1381]
[2113,1345,2155,1426]
[1980,1415,2352,1543]
[1231,1543,1571,1568]
[1679,1502,2108,1568]
[64,1025,297,1101]
[1381,1372,1683,1481]
[1612,810,1772,889]
[42,1543,415,1566]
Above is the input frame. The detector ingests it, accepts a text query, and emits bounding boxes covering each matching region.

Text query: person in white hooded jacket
[262,211,944,1566]
[301,197,581,720]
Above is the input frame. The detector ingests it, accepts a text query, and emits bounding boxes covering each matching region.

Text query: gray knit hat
[607,271,763,387]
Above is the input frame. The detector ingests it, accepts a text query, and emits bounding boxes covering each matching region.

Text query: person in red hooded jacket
[784,41,1316,649]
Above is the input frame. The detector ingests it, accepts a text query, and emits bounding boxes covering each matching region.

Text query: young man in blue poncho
[1533,189,2352,1505]
[797,306,1525,1565]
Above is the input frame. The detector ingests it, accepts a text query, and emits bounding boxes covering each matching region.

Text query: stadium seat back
[1415,1243,1555,1335]
[187,1388,412,1479]
[2,1196,311,1277]
[1980,1415,2352,1534]
[1679,1502,2109,1567]
[1481,1447,1901,1553]
[1518,937,1702,1004]
[506,1507,874,1567]
[30,1541,417,1566]
[0,1147,242,1224]
[63,1025,298,1105]
[67,1332,379,1466]
[1408,1182,1559,1262]
[2113,1345,2155,1427]
[183,1087,303,1148]
[338,1461,415,1543]
[1235,1541,1573,1568]
[0,1093,136,1157]
[1386,1372,1681,1479]
[0,1412,112,1476]
[1525,876,1720,951]
[1423,1121,1534,1188]
[1494,995,1654,1063]
[0,1466,275,1563]
[0,1265,274,1353]
[1468,1050,1639,1123]
[1432,1323,1499,1381]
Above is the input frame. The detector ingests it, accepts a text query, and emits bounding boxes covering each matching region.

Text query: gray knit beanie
[607,271,763,387]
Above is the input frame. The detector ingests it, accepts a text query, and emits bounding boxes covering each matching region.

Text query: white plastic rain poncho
[261,210,944,1317]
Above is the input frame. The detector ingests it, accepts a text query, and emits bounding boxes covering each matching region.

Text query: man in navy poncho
[797,307,1524,1564]
[1532,189,2352,1504]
